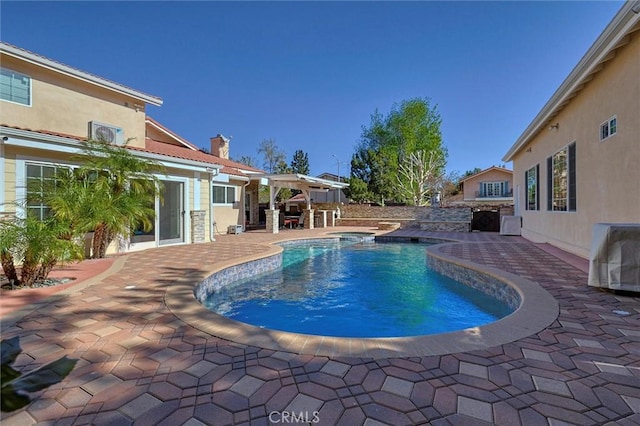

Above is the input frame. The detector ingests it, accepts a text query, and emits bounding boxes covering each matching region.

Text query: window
[480,181,508,198]
[26,163,63,220]
[212,184,235,205]
[1,68,31,106]
[600,116,617,140]
[547,142,576,212]
[525,165,539,210]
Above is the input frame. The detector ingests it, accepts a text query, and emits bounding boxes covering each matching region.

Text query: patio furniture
[284,215,299,229]
[296,212,306,229]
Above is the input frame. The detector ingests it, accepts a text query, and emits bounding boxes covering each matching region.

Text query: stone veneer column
[266,209,280,234]
[304,209,314,229]
[190,210,206,243]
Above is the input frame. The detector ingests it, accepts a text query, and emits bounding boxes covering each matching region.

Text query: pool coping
[165,236,560,358]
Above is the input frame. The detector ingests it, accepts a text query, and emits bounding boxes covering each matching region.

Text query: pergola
[260,173,349,233]
[265,173,349,209]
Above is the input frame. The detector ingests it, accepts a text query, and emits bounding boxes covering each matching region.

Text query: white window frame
[16,157,77,219]
[600,115,617,141]
[1,67,32,107]
[25,162,64,220]
[212,184,236,206]
[481,181,505,197]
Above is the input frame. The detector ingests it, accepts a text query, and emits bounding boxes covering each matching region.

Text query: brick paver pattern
[1,228,639,425]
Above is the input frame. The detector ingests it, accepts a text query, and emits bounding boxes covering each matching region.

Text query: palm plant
[0,213,83,287]
[20,215,83,287]
[48,139,164,258]
[0,218,21,284]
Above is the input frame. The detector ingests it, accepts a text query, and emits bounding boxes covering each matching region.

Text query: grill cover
[588,223,640,292]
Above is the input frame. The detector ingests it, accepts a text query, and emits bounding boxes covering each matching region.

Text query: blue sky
[1,1,623,176]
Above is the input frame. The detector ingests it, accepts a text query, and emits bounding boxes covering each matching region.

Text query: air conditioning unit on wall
[89,121,125,145]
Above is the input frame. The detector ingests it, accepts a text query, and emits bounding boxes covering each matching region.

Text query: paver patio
[1,227,638,425]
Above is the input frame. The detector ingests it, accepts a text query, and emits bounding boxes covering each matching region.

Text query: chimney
[210,134,230,159]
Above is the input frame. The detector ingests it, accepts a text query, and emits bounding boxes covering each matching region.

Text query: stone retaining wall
[337,218,415,228]
[338,205,472,232]
[426,247,520,310]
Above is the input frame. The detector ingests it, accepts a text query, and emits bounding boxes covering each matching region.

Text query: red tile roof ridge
[145,116,200,151]
[143,138,260,177]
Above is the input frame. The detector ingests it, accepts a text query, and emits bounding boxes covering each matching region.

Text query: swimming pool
[203,240,514,338]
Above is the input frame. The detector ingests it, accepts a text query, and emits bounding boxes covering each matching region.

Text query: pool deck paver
[0,226,639,425]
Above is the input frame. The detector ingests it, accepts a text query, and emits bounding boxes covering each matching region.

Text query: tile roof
[141,138,264,177]
[145,117,199,151]
[0,124,264,178]
[0,124,86,141]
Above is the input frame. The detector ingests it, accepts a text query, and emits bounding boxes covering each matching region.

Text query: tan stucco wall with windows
[1,55,147,147]
[462,169,513,200]
[211,179,246,235]
[512,34,640,258]
[2,145,85,213]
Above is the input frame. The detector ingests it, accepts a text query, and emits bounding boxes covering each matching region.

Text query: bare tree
[434,170,461,206]
[395,150,445,206]
[258,138,286,173]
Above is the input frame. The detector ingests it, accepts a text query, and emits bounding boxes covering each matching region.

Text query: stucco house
[310,172,349,204]
[458,166,513,206]
[502,1,640,258]
[0,41,264,254]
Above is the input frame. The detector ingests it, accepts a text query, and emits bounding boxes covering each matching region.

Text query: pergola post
[266,209,280,234]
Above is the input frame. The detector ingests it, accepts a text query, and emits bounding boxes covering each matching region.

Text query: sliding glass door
[159,180,184,245]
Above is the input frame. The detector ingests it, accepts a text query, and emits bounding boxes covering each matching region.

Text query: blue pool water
[203,241,514,338]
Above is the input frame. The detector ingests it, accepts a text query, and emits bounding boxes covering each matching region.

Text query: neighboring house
[311,172,349,204]
[458,166,513,205]
[502,2,640,258]
[0,41,264,254]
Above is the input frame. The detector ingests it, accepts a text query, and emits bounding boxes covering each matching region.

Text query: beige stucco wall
[462,169,513,200]
[2,150,17,210]
[211,179,246,235]
[2,144,219,252]
[2,145,84,213]
[1,55,147,148]
[512,33,640,258]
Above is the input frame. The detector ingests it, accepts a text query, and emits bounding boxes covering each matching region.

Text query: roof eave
[0,42,163,107]
[502,1,640,162]
[0,126,220,172]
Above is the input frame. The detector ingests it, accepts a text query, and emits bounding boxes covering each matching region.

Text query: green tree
[463,167,482,178]
[351,97,447,204]
[290,150,310,175]
[46,140,164,259]
[289,150,309,197]
[258,138,286,173]
[274,160,293,201]
[342,176,370,203]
